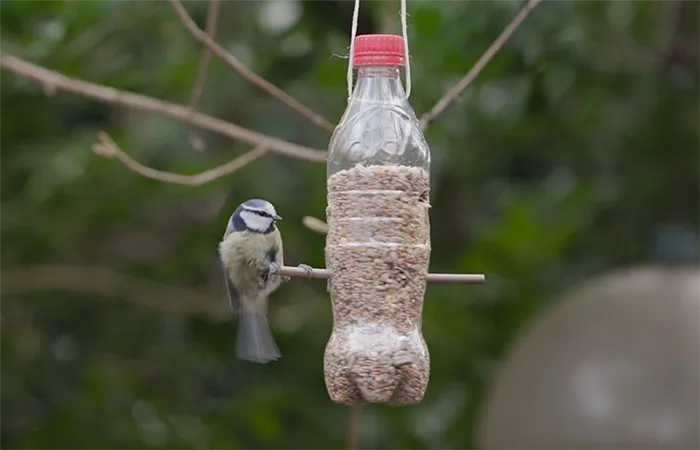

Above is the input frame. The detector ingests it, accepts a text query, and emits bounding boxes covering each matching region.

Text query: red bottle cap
[353,34,405,67]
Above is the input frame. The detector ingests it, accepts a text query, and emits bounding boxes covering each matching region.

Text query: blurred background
[1,0,698,449]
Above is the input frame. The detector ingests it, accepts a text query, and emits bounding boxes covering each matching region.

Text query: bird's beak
[274,214,282,221]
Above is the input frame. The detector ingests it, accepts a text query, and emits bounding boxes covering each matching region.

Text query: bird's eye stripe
[244,208,275,218]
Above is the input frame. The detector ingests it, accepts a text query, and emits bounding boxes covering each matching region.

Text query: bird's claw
[274,262,292,282]
[265,262,288,282]
[268,262,281,274]
[298,263,314,279]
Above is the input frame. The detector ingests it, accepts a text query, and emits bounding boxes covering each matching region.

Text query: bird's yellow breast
[220,227,284,295]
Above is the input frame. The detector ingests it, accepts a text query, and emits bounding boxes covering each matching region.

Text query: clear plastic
[327,67,430,175]
[324,66,432,405]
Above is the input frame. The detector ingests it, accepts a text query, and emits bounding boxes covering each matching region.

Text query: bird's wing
[222,261,241,313]
[273,226,284,266]
[219,235,241,313]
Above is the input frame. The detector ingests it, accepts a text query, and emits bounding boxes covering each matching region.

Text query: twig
[346,402,363,450]
[420,0,542,130]
[657,0,684,61]
[0,54,328,163]
[302,216,329,234]
[92,132,268,186]
[277,265,485,284]
[1,266,228,322]
[187,0,221,151]
[381,0,397,34]
[169,0,335,133]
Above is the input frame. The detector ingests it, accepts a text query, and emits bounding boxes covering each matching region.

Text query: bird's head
[229,199,281,234]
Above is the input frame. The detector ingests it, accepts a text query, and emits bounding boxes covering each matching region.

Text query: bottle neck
[352,66,406,102]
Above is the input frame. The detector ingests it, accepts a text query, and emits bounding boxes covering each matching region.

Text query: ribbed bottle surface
[322,56,432,406]
[324,165,431,405]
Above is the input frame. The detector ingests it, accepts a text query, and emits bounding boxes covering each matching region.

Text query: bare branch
[0,54,327,162]
[277,264,486,284]
[420,0,542,130]
[92,132,268,186]
[381,0,397,34]
[169,0,335,133]
[2,266,228,322]
[657,0,684,60]
[188,0,221,151]
[302,216,329,234]
[346,402,363,450]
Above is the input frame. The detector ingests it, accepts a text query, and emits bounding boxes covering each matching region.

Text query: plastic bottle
[324,34,432,405]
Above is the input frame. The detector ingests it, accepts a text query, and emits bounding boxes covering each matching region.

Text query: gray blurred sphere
[477,265,700,449]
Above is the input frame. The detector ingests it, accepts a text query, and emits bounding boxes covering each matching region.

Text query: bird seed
[324,164,431,406]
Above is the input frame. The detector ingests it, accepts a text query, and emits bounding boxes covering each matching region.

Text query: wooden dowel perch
[276,264,485,284]
[297,217,485,283]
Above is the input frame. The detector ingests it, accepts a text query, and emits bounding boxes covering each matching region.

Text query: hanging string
[346,0,412,99]
[347,0,361,99]
[400,0,411,98]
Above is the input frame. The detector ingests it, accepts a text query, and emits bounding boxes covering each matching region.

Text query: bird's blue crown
[227,199,280,234]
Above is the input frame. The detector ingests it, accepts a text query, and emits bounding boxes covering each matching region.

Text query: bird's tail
[236,310,281,363]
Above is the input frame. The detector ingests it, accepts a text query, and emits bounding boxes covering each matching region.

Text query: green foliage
[1,1,698,449]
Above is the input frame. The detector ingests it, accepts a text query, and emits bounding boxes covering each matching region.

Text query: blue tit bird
[219,199,288,364]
